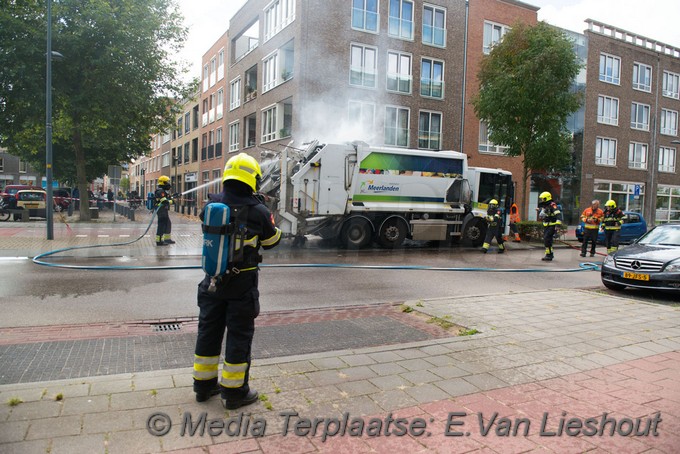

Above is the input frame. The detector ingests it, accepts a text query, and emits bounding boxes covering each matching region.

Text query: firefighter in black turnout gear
[193,153,282,409]
[537,191,561,261]
[602,199,625,254]
[154,175,176,246]
[481,199,505,253]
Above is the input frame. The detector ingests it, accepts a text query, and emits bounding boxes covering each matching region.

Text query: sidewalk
[1,289,678,453]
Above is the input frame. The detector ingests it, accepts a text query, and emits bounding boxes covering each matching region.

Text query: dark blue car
[575,211,647,245]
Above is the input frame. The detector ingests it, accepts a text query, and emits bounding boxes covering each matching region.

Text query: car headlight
[665,260,680,272]
[603,255,615,266]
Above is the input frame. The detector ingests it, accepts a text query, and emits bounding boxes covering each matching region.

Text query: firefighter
[537,191,561,261]
[154,175,176,246]
[509,203,521,242]
[602,199,624,254]
[481,199,505,253]
[580,199,604,257]
[193,153,282,409]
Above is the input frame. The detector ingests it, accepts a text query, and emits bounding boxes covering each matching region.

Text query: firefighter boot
[155,235,168,246]
[162,234,176,245]
[195,385,221,403]
[481,242,489,253]
[498,244,505,254]
[223,389,259,410]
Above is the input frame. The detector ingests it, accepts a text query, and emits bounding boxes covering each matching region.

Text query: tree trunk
[72,127,91,222]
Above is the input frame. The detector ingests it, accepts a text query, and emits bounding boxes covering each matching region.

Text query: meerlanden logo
[360,180,400,193]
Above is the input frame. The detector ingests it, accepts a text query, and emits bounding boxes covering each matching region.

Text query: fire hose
[31,206,601,273]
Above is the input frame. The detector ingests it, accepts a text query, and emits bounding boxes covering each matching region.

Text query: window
[215,128,223,158]
[595,137,617,166]
[420,58,443,98]
[478,121,508,154]
[0,157,3,172]
[162,152,171,167]
[483,21,508,54]
[177,117,183,138]
[351,0,378,33]
[422,4,445,47]
[201,171,210,201]
[263,52,278,93]
[212,169,221,195]
[218,49,225,81]
[262,105,278,143]
[216,88,224,120]
[630,102,650,131]
[418,111,441,150]
[656,185,680,223]
[350,44,377,88]
[203,64,209,92]
[632,62,652,92]
[659,147,676,173]
[597,95,619,126]
[184,112,190,134]
[599,53,621,85]
[386,51,411,94]
[184,143,190,164]
[663,71,680,99]
[18,161,27,173]
[388,0,414,40]
[201,133,207,160]
[660,109,678,136]
[628,142,647,169]
[264,0,295,41]
[210,57,216,88]
[594,181,645,213]
[230,78,241,110]
[229,122,240,152]
[348,100,375,139]
[208,131,215,159]
[384,106,409,147]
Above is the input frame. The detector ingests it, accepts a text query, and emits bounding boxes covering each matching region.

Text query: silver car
[601,223,680,292]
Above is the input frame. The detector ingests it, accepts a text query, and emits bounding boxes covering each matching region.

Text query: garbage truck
[259,140,513,248]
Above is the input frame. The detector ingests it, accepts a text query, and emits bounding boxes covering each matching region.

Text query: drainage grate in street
[152,323,182,332]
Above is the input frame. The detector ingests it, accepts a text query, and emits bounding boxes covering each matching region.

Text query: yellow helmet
[223,153,262,191]
[158,175,170,186]
[539,191,552,203]
[489,199,499,207]
[605,199,616,208]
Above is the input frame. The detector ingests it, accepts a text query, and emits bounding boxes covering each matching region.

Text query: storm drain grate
[151,323,182,332]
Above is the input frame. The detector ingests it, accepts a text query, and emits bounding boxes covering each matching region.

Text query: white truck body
[260,141,512,248]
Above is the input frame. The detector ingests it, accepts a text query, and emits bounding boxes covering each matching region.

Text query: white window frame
[655,184,680,223]
[263,51,279,93]
[230,78,241,111]
[597,95,619,126]
[202,64,209,92]
[162,151,171,168]
[478,121,509,155]
[630,102,650,131]
[388,0,414,41]
[350,43,377,88]
[386,51,412,94]
[0,157,4,172]
[658,147,677,173]
[262,104,278,143]
[595,137,617,166]
[418,110,442,150]
[660,109,678,136]
[264,0,296,42]
[599,53,621,85]
[19,160,27,173]
[420,57,444,99]
[663,71,680,99]
[628,142,647,170]
[209,57,216,88]
[216,88,224,120]
[229,121,240,153]
[422,4,446,48]
[483,21,509,55]
[384,106,410,147]
[632,62,652,92]
[218,49,225,81]
[351,0,379,34]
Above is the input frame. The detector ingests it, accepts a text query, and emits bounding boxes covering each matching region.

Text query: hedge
[516,221,567,241]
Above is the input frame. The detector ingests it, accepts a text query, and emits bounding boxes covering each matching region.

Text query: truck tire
[464,219,487,247]
[377,218,407,248]
[339,218,372,249]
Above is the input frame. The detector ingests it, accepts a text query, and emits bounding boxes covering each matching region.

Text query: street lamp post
[46,0,54,240]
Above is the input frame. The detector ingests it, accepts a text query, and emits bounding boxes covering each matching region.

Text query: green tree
[0,0,192,220]
[471,21,582,217]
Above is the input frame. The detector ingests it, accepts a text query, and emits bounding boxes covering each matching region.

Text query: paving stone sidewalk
[1,289,679,453]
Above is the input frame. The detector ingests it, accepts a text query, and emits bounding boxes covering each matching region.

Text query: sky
[176,0,680,82]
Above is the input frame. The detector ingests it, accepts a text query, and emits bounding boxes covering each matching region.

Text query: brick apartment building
[581,19,680,225]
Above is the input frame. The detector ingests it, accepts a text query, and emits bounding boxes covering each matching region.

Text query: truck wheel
[377,218,407,248]
[339,218,372,249]
[0,210,9,222]
[464,220,487,247]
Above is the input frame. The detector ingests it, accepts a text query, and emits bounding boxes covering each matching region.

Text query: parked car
[14,189,47,219]
[1,184,43,203]
[52,188,73,212]
[601,223,680,292]
[575,211,647,244]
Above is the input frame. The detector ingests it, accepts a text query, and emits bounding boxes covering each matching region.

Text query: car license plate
[623,272,649,281]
